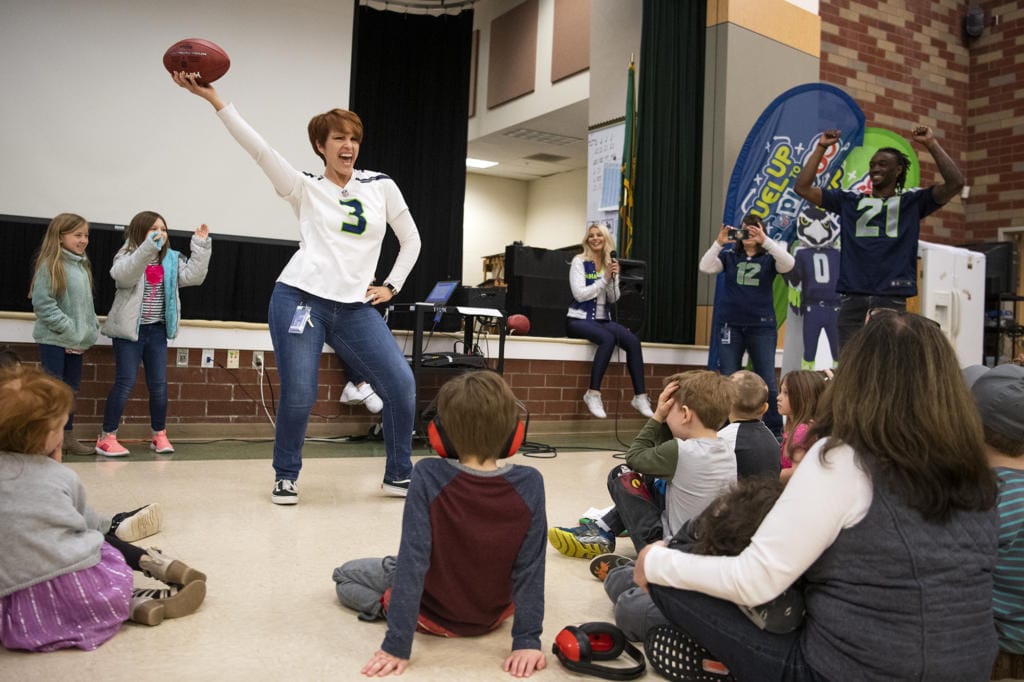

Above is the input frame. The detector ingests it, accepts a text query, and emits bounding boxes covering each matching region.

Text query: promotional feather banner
[708,83,865,371]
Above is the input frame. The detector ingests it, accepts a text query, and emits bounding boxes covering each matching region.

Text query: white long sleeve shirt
[698,236,795,276]
[217,103,421,302]
[643,440,872,606]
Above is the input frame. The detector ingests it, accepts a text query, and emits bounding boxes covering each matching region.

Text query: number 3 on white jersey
[340,198,367,235]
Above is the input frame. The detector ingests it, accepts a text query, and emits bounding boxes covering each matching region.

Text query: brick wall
[962,2,1024,241]
[5,342,694,437]
[819,0,1024,243]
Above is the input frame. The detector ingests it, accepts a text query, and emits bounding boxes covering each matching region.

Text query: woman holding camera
[699,216,794,436]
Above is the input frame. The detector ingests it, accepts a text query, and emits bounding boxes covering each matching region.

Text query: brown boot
[63,437,97,456]
[139,548,207,586]
[129,582,206,626]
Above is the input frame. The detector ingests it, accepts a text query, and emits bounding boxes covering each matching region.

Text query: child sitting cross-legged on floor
[0,365,207,653]
[598,476,804,647]
[332,370,547,678]
[717,370,781,480]
[548,371,737,561]
[0,346,163,543]
[552,370,780,565]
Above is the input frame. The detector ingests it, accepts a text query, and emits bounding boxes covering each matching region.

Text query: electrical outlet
[252,350,264,369]
[226,349,240,369]
[201,349,215,368]
[176,348,189,367]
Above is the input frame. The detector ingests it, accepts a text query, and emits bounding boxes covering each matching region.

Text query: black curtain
[350,6,473,327]
[631,0,706,343]
[0,214,295,323]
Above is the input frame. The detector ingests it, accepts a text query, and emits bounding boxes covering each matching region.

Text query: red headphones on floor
[426,415,526,460]
[552,622,646,680]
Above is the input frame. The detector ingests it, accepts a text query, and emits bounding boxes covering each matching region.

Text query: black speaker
[456,286,506,310]
[505,244,576,337]
[616,258,647,336]
[962,241,1020,301]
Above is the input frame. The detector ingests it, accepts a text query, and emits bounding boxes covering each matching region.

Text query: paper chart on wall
[586,123,625,238]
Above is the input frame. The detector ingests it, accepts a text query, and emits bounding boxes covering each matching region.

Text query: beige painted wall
[462,168,586,284]
[524,168,588,249]
[463,174,528,285]
[469,0,589,139]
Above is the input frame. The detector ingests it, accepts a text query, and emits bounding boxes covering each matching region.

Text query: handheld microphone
[607,250,619,323]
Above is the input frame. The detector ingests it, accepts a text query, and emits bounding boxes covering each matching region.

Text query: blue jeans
[102,323,168,433]
[566,318,646,394]
[718,323,782,436]
[268,283,415,482]
[649,585,824,681]
[38,344,84,430]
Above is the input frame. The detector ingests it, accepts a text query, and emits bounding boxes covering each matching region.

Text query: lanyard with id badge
[289,305,314,334]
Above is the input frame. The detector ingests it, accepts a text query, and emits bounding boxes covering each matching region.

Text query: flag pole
[618,55,637,258]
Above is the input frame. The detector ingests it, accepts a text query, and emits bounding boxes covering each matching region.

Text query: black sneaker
[110,503,163,542]
[272,479,298,505]
[644,625,735,681]
[382,478,410,497]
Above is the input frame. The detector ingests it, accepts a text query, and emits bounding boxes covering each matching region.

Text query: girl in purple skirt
[0,365,208,652]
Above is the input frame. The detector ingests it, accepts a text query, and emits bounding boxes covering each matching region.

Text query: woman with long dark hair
[635,310,999,681]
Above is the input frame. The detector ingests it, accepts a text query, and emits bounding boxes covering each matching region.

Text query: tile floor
[1,439,651,682]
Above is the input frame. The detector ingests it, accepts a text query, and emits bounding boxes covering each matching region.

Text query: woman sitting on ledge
[566,223,652,419]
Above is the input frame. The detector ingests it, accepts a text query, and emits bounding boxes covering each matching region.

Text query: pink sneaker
[151,431,175,454]
[95,433,130,457]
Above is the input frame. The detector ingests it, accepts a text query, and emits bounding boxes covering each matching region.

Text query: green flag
[618,59,636,257]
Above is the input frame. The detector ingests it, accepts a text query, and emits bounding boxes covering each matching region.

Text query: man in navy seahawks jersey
[794,125,964,350]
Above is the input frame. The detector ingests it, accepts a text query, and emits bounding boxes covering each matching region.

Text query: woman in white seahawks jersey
[173,72,421,505]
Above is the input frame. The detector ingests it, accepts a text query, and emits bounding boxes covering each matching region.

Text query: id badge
[289,305,313,334]
[720,324,731,345]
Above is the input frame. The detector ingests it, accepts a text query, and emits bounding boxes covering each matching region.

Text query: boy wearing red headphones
[332,371,547,678]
